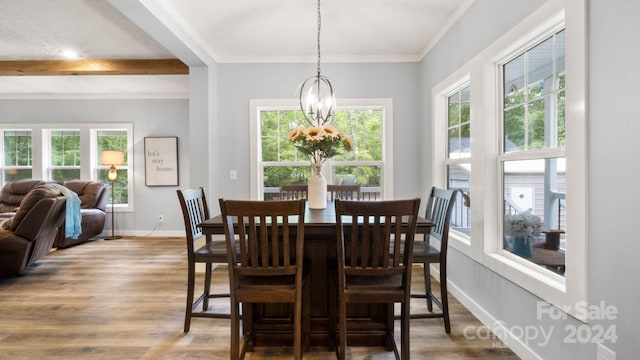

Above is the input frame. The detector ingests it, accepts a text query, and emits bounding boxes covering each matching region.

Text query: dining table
[199,200,434,347]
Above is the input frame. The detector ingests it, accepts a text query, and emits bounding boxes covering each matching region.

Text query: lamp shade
[101,150,124,166]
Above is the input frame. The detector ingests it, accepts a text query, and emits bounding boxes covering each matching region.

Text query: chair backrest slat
[220,199,306,277]
[336,199,421,278]
[425,187,457,247]
[177,187,210,254]
[281,185,308,200]
[328,184,361,201]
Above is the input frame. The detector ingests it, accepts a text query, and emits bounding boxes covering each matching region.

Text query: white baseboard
[99,229,187,237]
[428,264,542,360]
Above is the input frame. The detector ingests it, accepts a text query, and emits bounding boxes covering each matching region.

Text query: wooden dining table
[199,200,434,347]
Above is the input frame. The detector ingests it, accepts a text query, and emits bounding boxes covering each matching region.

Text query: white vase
[307,163,327,209]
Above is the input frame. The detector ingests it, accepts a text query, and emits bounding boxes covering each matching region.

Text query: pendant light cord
[316,0,322,76]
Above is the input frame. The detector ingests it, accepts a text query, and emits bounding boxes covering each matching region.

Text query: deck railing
[264,186,381,201]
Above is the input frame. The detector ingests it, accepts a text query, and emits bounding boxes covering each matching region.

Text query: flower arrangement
[286,124,353,164]
[504,209,543,240]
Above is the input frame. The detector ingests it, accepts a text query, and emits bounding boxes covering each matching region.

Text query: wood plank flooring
[0,237,519,360]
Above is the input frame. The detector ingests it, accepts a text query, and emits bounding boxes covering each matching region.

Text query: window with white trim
[0,124,134,211]
[95,129,129,207]
[432,2,587,319]
[446,85,472,236]
[2,129,33,182]
[250,99,393,201]
[48,130,81,181]
[500,29,566,274]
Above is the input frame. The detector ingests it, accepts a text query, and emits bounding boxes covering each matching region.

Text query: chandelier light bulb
[298,0,336,127]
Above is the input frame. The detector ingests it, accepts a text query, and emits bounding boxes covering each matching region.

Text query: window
[500,30,566,274]
[250,99,393,201]
[433,75,472,251]
[446,85,471,236]
[333,108,384,200]
[0,124,133,211]
[2,130,33,183]
[431,2,587,320]
[49,130,81,181]
[96,130,129,207]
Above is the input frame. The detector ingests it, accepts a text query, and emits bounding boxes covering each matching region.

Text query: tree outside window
[2,130,32,183]
[97,130,128,206]
[50,130,81,181]
[501,29,566,274]
[260,107,384,200]
[446,85,471,235]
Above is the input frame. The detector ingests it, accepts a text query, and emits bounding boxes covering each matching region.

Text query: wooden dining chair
[280,185,308,200]
[177,188,230,333]
[328,184,361,201]
[410,187,457,333]
[334,198,421,360]
[219,198,310,360]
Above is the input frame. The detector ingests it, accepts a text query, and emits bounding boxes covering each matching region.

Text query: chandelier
[298,0,335,127]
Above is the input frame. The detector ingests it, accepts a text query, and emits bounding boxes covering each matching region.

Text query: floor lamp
[101,150,124,240]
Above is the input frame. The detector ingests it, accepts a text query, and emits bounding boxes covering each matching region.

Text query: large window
[431,3,587,320]
[0,124,133,211]
[96,130,129,207]
[500,29,566,274]
[2,130,33,182]
[49,130,81,181]
[251,99,393,201]
[446,85,471,236]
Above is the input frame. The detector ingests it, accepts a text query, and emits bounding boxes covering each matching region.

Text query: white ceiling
[0,0,471,97]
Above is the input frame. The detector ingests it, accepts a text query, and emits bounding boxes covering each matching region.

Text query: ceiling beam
[0,59,189,76]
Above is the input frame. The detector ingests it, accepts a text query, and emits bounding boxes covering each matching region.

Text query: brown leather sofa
[0,179,108,249]
[54,180,108,248]
[0,179,48,215]
[0,184,67,277]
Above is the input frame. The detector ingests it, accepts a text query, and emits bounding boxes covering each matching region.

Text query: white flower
[504,209,542,239]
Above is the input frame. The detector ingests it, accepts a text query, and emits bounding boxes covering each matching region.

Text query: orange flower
[286,126,304,141]
[322,124,340,138]
[304,126,324,141]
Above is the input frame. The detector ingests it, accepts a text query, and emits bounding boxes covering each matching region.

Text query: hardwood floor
[0,237,519,360]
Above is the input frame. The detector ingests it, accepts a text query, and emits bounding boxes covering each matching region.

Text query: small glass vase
[512,236,533,258]
[307,163,327,209]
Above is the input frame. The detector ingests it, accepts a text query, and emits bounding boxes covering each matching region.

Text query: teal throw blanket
[50,183,82,239]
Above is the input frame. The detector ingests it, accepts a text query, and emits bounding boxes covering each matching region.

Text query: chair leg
[401,302,410,360]
[424,263,433,312]
[230,299,240,360]
[294,294,302,360]
[338,296,346,360]
[184,262,196,333]
[440,266,451,333]
[203,261,212,310]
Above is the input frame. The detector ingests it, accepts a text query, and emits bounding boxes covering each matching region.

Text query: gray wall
[420,0,640,358]
[0,98,190,235]
[214,62,420,201]
[588,0,640,357]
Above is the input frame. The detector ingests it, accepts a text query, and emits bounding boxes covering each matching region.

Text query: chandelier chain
[316,0,321,75]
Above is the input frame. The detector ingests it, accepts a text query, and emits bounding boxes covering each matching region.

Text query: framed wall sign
[144,136,179,186]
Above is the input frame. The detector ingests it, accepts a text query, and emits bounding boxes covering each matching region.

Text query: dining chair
[280,185,308,200]
[219,198,310,360]
[333,198,421,360]
[410,187,457,333]
[176,188,229,333]
[327,184,361,201]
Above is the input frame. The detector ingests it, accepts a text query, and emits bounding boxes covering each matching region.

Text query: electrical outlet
[230,169,237,180]
[158,215,164,223]
[597,343,615,360]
